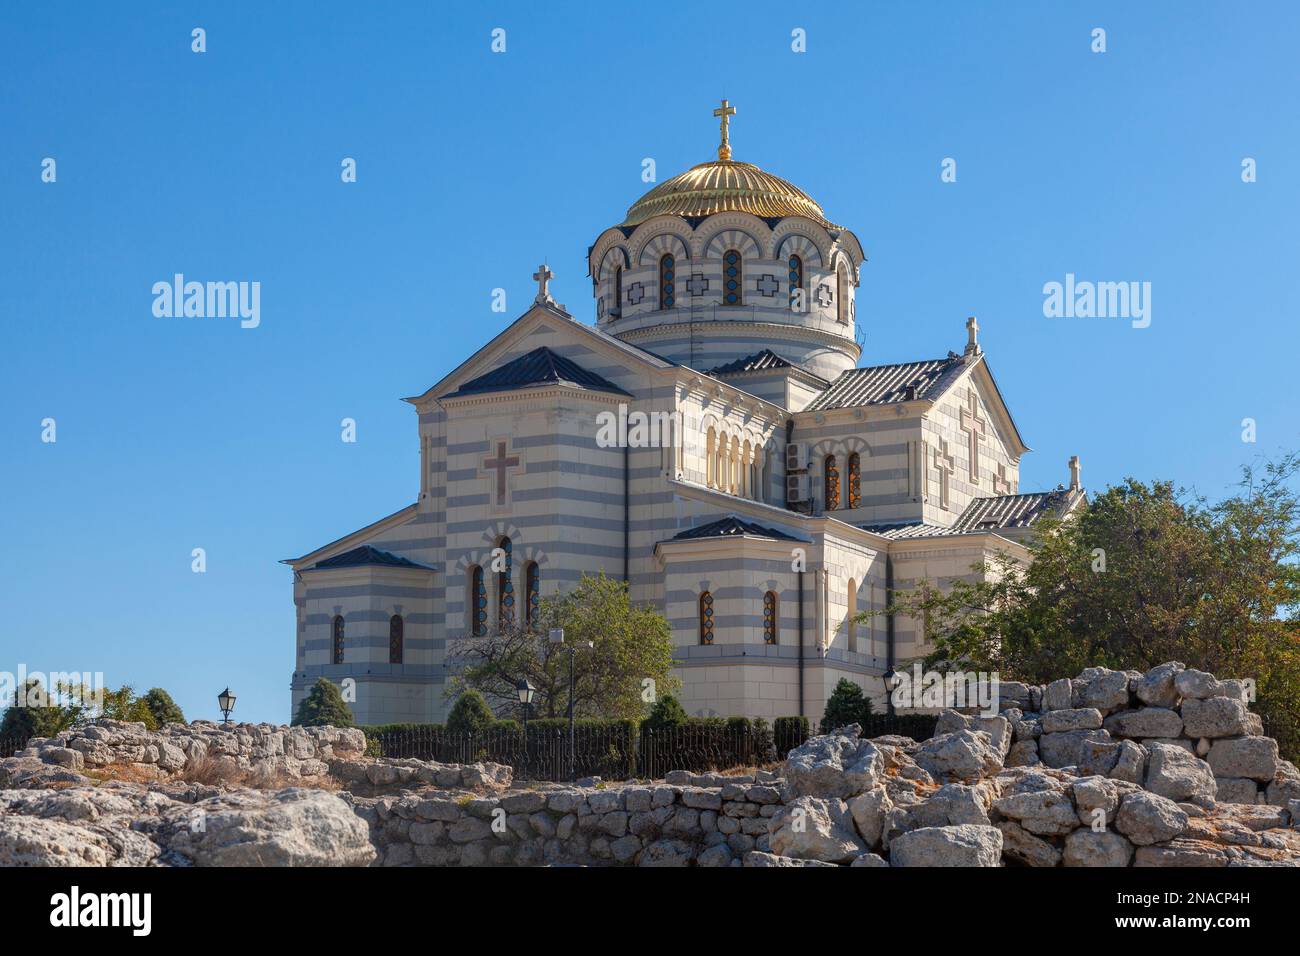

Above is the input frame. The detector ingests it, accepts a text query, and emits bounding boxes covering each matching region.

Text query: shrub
[292,678,355,727]
[820,678,873,734]
[446,689,495,735]
[142,688,185,726]
[642,694,687,733]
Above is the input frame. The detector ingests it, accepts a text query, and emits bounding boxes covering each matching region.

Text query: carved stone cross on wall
[959,388,987,484]
[933,439,955,511]
[993,462,1012,497]
[483,440,520,506]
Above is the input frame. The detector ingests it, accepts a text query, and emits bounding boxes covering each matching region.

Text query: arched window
[613,265,623,316]
[763,591,778,644]
[699,591,715,645]
[525,561,540,629]
[824,454,840,511]
[470,566,487,636]
[723,249,742,305]
[847,452,862,508]
[496,536,514,625]
[331,615,345,665]
[836,265,849,324]
[660,253,675,309]
[847,579,858,653]
[788,254,803,309]
[389,614,404,665]
[706,427,716,487]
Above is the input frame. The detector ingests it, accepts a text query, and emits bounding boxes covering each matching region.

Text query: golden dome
[621,159,840,229]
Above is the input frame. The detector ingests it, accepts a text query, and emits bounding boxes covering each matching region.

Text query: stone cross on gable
[959,388,987,484]
[993,462,1012,497]
[484,440,520,506]
[533,264,554,304]
[933,439,954,511]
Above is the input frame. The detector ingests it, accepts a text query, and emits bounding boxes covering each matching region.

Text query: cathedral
[285,103,1085,725]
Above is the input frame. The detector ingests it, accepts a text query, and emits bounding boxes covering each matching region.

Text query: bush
[142,688,185,726]
[819,678,873,734]
[642,694,687,733]
[774,716,810,756]
[292,678,355,727]
[446,689,495,735]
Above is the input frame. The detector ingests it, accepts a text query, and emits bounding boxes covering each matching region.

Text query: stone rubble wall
[2,719,511,794]
[354,769,784,868]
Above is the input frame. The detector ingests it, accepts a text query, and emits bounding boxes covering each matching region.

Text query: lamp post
[550,628,593,781]
[217,687,236,727]
[515,678,536,778]
[882,668,901,718]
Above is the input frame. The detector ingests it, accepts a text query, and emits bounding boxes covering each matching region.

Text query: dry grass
[82,754,339,792]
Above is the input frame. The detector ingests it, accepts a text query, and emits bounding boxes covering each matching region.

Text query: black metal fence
[0,735,29,759]
[367,716,938,783]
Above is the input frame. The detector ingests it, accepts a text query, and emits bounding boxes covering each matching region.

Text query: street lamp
[515,677,536,778]
[217,687,236,727]
[550,628,593,781]
[882,668,901,718]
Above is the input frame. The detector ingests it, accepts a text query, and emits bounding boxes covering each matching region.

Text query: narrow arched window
[331,615,345,664]
[763,591,778,645]
[723,249,742,305]
[788,254,803,304]
[660,253,675,309]
[824,454,840,511]
[470,566,486,636]
[613,265,623,316]
[525,561,540,629]
[496,536,514,625]
[389,614,404,664]
[699,591,715,645]
[706,427,716,487]
[848,452,862,508]
[836,265,849,324]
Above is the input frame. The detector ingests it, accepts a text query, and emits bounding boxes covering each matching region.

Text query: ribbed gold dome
[621,159,840,229]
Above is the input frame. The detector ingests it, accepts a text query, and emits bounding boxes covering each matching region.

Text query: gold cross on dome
[713,99,737,160]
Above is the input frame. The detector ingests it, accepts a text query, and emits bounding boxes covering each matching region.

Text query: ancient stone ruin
[2,661,1298,866]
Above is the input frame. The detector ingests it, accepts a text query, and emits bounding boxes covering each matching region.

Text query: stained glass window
[788,254,803,297]
[825,455,840,511]
[723,250,742,305]
[331,615,345,664]
[471,566,487,636]
[763,591,778,644]
[389,615,404,665]
[614,265,623,315]
[848,452,862,508]
[699,591,714,645]
[525,561,540,629]
[660,254,675,309]
[497,537,514,624]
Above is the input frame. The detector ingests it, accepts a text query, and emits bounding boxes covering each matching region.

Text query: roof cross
[533,263,554,304]
[713,99,737,161]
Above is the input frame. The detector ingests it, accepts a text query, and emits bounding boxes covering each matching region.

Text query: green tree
[820,678,874,733]
[449,572,679,720]
[292,678,355,727]
[99,685,158,730]
[0,678,83,741]
[446,689,495,734]
[643,693,687,733]
[885,456,1300,761]
[142,688,186,726]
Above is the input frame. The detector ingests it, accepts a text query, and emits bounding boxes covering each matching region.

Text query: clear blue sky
[2,2,1297,724]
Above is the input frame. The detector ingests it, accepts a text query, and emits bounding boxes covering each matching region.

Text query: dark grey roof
[862,489,1081,540]
[442,346,632,399]
[805,356,968,411]
[708,349,795,375]
[671,515,803,542]
[951,489,1079,532]
[310,545,434,571]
